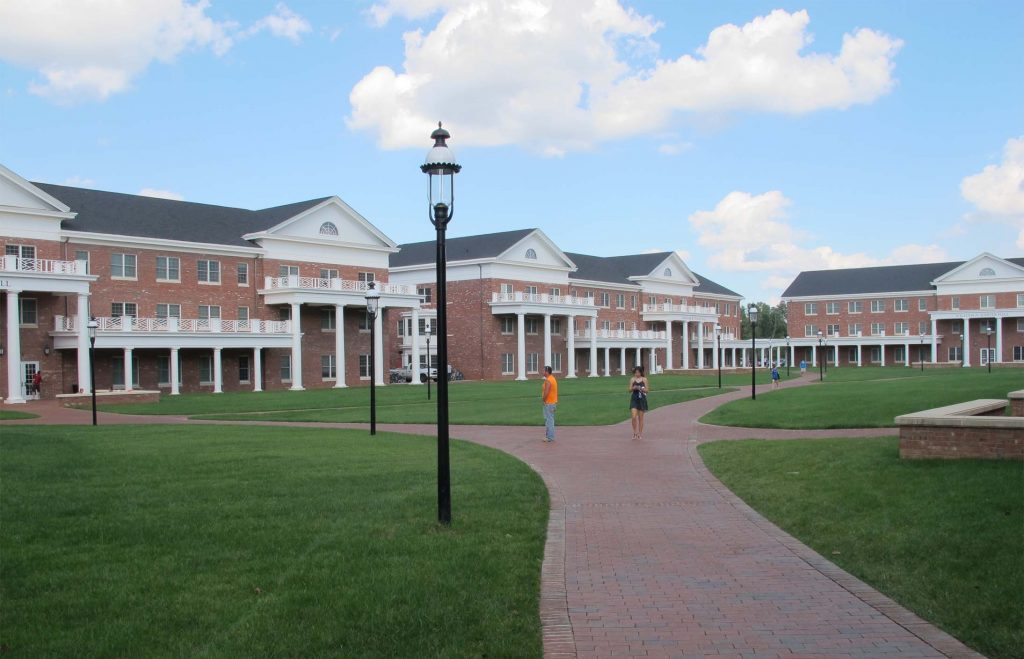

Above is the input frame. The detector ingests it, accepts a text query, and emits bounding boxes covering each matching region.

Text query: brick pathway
[2,378,982,658]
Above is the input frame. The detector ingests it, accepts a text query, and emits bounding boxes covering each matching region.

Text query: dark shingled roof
[391,228,535,267]
[34,182,329,248]
[781,257,1024,298]
[566,251,741,297]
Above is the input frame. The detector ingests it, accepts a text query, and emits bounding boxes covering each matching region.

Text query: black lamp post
[425,323,432,400]
[960,333,965,367]
[88,318,98,426]
[715,322,722,389]
[748,304,758,400]
[984,324,993,373]
[919,334,925,372]
[365,281,380,436]
[785,335,791,377]
[422,122,460,526]
[817,330,825,381]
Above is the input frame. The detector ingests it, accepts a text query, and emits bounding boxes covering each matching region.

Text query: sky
[1,0,1022,303]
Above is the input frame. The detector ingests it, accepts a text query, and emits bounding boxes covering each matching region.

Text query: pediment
[0,164,72,215]
[635,252,700,286]
[932,253,1024,284]
[246,197,396,250]
[497,229,575,270]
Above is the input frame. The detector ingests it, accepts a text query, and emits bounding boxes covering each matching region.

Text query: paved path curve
[3,378,982,658]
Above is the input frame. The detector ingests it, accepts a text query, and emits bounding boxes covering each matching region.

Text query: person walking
[541,366,558,442]
[799,359,807,375]
[628,366,649,439]
[771,365,781,389]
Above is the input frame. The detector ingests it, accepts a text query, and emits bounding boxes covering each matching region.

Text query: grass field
[0,408,39,420]
[699,437,1024,659]
[97,373,749,424]
[701,367,1023,428]
[1,425,548,658]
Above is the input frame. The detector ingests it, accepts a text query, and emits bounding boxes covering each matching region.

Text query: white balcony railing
[574,329,667,340]
[643,302,716,315]
[264,276,414,296]
[54,315,291,334]
[1,255,87,275]
[491,292,595,306]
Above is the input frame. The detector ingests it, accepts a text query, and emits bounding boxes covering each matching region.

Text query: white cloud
[63,176,96,187]
[139,188,185,201]
[657,142,693,156]
[688,190,947,292]
[960,136,1024,249]
[0,0,310,103]
[349,3,902,153]
[245,3,311,43]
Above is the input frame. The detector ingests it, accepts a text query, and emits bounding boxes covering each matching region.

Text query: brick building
[779,254,1024,369]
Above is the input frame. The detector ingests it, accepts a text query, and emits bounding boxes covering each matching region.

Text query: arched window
[319,222,339,236]
[979,267,995,277]
[663,268,672,277]
[525,248,537,260]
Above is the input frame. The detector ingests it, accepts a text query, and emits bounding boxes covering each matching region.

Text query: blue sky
[2,1,1022,301]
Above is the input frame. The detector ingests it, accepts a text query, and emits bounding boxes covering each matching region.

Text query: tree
[740,301,788,339]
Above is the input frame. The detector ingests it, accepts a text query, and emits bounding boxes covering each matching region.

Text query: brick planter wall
[899,426,1024,460]
[1010,391,1024,417]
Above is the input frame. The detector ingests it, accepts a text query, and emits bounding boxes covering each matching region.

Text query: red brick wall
[899,426,1023,460]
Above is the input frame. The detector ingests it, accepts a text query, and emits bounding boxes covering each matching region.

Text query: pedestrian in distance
[799,359,807,375]
[541,366,558,442]
[628,365,650,439]
[771,365,780,389]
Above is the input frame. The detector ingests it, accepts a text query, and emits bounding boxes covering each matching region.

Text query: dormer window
[319,222,339,236]
[525,248,537,260]
[979,267,995,277]
[663,268,672,277]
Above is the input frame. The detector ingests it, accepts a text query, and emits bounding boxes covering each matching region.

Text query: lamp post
[748,304,758,400]
[919,334,925,372]
[425,323,432,400]
[88,318,98,426]
[422,122,460,526]
[983,324,993,373]
[960,333,965,367]
[365,281,380,436]
[785,335,791,377]
[715,323,722,389]
[817,330,825,381]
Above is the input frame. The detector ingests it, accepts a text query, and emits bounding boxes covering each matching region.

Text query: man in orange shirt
[541,365,558,442]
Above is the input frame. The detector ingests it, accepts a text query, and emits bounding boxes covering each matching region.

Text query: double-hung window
[156,256,180,282]
[111,253,137,279]
[198,260,220,284]
[871,300,885,313]
[156,303,181,318]
[112,302,138,317]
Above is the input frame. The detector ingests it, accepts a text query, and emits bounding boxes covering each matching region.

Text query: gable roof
[781,257,1024,298]
[1,164,72,214]
[34,182,328,247]
[565,250,741,297]
[391,228,535,267]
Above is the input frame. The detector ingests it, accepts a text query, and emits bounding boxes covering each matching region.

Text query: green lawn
[1,425,548,658]
[96,374,746,424]
[701,367,1023,428]
[699,437,1024,659]
[0,408,38,420]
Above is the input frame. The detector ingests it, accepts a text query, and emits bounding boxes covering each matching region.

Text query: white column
[697,324,705,369]
[648,347,657,373]
[962,316,971,366]
[665,320,673,370]
[635,347,641,371]
[335,305,347,387]
[76,294,90,393]
[811,344,817,367]
[373,309,385,386]
[995,318,1003,363]
[213,347,223,393]
[603,347,611,376]
[290,302,304,390]
[857,344,862,367]
[682,321,690,369]
[732,347,738,368]
[5,290,25,403]
[880,343,886,367]
[123,348,134,391]
[620,347,627,374]
[252,347,262,392]
[566,315,576,378]
[170,348,180,395]
[904,341,910,367]
[543,314,552,369]
[409,307,420,386]
[931,317,938,363]
[789,345,795,369]
[516,313,527,381]
[589,317,598,377]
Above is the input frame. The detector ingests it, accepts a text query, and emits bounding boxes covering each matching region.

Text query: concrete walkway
[2,378,982,658]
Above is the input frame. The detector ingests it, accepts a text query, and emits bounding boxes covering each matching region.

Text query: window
[804,302,818,315]
[418,287,432,304]
[848,301,863,313]
[156,256,180,282]
[550,287,560,297]
[321,309,336,330]
[500,317,514,334]
[951,296,960,310]
[321,354,337,379]
[111,356,140,388]
[279,265,299,277]
[870,347,882,363]
[616,293,625,309]
[237,263,249,286]
[156,303,181,318]
[112,302,138,317]
[979,267,995,277]
[525,248,537,259]
[501,353,514,375]
[648,295,656,306]
[601,320,610,331]
[980,295,995,309]
[894,346,906,362]
[948,346,962,362]
[525,318,539,334]
[827,324,839,337]
[1018,293,1024,308]
[526,352,539,374]
[198,260,220,284]
[552,352,562,373]
[894,322,910,335]
[598,292,610,307]
[280,356,292,381]
[551,318,562,334]
[586,291,595,302]
[871,299,885,313]
[198,305,221,320]
[158,354,182,386]
[804,325,818,337]
[663,268,672,277]
[1018,319,1024,332]
[357,272,375,283]
[279,307,291,321]
[239,356,251,383]
[525,286,538,296]
[320,268,339,280]
[19,298,37,326]
[871,323,885,336]
[825,302,839,315]
[238,307,249,322]
[617,321,625,331]
[319,222,338,236]
[919,298,928,311]
[6,244,36,259]
[894,299,908,312]
[951,320,962,333]
[1014,346,1024,361]
[74,249,90,273]
[848,323,862,336]
[500,283,513,295]
[358,311,371,331]
[418,318,428,335]
[919,321,928,335]
[631,295,637,310]
[359,354,371,379]
[111,253,137,279]
[199,356,213,385]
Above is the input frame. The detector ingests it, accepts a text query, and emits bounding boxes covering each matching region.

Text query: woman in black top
[628,366,650,439]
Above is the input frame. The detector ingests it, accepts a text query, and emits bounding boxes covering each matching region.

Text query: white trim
[0,205,76,220]
[242,197,399,249]
[496,229,578,272]
[931,252,1024,285]
[0,163,73,213]
[782,290,934,303]
[567,277,641,291]
[61,230,264,257]
[243,233,399,253]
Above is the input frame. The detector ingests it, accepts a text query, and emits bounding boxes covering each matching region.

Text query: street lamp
[87,318,98,426]
[817,330,825,381]
[365,281,380,436]
[983,324,994,373]
[425,323,432,400]
[422,122,460,526]
[748,304,758,400]
[715,323,722,389]
[960,333,965,367]
[785,335,791,377]
[919,333,925,372]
